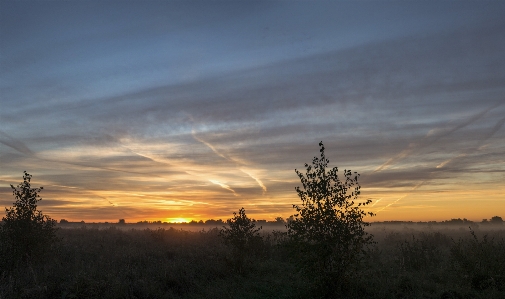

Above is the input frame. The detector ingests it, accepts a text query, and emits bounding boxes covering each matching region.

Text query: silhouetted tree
[0,171,57,268]
[490,216,503,224]
[287,142,374,293]
[274,216,285,224]
[205,219,224,225]
[220,207,262,273]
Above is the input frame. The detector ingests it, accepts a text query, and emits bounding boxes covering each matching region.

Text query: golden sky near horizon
[1,1,504,223]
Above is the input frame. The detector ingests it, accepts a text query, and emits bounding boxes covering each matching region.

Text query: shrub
[397,233,450,272]
[220,207,263,273]
[0,171,57,268]
[286,142,374,293]
[451,228,505,291]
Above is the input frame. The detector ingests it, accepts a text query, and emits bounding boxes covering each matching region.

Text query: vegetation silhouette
[286,141,375,296]
[220,207,263,273]
[489,216,503,224]
[450,228,505,292]
[1,156,504,298]
[0,171,57,270]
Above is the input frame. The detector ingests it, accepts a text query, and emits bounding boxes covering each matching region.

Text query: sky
[1,1,504,223]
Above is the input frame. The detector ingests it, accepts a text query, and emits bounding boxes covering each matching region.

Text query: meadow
[1,223,504,299]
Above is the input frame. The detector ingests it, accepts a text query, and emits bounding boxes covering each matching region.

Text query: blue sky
[1,1,504,222]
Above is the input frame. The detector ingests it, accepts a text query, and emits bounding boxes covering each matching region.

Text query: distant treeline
[56,216,504,225]
[378,216,504,225]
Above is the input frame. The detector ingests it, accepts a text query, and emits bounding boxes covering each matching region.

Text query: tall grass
[1,225,504,298]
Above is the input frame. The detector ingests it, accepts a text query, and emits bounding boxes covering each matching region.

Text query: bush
[451,228,505,292]
[220,207,263,273]
[396,232,450,272]
[0,171,57,269]
[286,142,374,294]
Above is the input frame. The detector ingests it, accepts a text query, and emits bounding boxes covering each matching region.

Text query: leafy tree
[287,142,374,292]
[0,171,57,268]
[220,207,262,252]
[220,207,262,273]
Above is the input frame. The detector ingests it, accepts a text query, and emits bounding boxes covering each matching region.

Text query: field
[1,223,504,299]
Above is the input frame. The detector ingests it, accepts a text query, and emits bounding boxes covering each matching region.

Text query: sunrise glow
[1,1,504,223]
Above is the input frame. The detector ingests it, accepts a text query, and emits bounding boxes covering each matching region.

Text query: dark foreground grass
[1,225,504,299]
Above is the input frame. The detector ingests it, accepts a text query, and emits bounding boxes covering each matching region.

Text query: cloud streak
[209,180,238,197]
[375,181,425,213]
[436,114,505,170]
[191,129,228,160]
[0,130,34,156]
[192,128,268,194]
[374,103,502,173]
[240,168,267,195]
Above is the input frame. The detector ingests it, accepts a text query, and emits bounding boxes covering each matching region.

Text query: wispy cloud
[209,180,238,196]
[370,198,382,207]
[1,1,504,221]
[192,128,268,195]
[240,168,267,194]
[0,130,34,156]
[375,181,425,213]
[374,103,501,173]
[191,129,228,160]
[436,114,505,169]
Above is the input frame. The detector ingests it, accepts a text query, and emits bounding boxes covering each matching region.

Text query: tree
[0,171,57,267]
[220,207,262,273]
[490,216,503,224]
[287,142,374,292]
[274,216,285,224]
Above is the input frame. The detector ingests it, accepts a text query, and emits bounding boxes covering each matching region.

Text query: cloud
[191,128,268,194]
[0,130,34,156]
[4,17,505,139]
[374,103,502,173]
[436,114,505,170]
[209,180,238,196]
[1,2,504,221]
[191,129,227,160]
[240,168,267,194]
[375,181,425,213]
[370,198,382,207]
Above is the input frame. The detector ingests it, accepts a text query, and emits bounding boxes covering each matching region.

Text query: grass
[1,224,504,299]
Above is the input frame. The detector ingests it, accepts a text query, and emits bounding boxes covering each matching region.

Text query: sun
[167,218,191,223]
